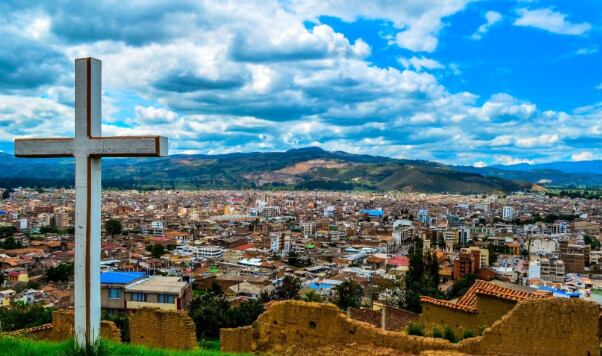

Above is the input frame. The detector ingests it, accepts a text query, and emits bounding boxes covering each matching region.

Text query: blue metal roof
[100,271,146,285]
[360,209,384,217]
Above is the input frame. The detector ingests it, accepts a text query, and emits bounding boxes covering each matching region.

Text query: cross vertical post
[73,57,102,348]
[14,57,168,351]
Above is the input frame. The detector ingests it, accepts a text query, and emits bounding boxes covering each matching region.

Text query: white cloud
[471,11,502,40]
[576,46,598,55]
[515,133,559,148]
[288,0,473,52]
[514,8,591,35]
[473,161,487,168]
[494,155,535,165]
[571,151,594,161]
[1,1,602,167]
[398,56,444,71]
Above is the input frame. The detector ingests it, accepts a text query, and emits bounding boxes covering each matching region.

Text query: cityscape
[1,0,602,355]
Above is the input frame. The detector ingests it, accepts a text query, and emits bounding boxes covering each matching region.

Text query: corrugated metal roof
[100,271,146,285]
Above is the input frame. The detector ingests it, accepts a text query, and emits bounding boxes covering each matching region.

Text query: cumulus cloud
[471,11,502,40]
[571,151,595,161]
[514,8,592,35]
[0,0,601,166]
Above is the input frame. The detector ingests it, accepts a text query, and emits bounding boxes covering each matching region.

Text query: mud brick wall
[221,299,599,356]
[382,305,418,331]
[45,309,120,342]
[460,298,599,355]
[129,308,197,350]
[347,307,381,328]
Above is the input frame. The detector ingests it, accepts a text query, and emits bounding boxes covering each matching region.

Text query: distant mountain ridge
[456,160,602,187]
[491,160,602,175]
[0,148,531,193]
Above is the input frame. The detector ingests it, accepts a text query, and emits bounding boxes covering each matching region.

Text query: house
[228,281,275,299]
[0,289,15,306]
[124,276,192,311]
[100,271,147,311]
[7,269,29,283]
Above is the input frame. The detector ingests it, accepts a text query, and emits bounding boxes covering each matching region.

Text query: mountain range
[0,147,600,193]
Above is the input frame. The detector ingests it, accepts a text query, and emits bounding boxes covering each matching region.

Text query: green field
[0,337,244,356]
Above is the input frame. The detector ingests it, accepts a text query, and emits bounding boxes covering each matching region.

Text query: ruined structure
[419,280,550,334]
[221,299,599,355]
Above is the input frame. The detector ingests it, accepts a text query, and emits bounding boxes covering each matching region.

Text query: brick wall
[347,306,418,331]
[382,305,418,331]
[347,307,380,328]
[129,307,197,350]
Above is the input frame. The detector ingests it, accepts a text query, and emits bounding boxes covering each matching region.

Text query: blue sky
[0,0,601,166]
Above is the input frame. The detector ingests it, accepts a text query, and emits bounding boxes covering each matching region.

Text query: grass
[0,337,247,356]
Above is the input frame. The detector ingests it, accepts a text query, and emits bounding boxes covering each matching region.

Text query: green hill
[0,147,529,193]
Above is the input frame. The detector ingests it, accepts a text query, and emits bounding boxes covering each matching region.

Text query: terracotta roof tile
[421,280,549,313]
[419,296,477,313]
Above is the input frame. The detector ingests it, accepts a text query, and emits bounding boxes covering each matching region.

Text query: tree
[45,262,74,282]
[403,252,424,313]
[301,289,322,303]
[188,290,264,340]
[104,219,123,236]
[1,188,14,200]
[146,244,165,259]
[39,226,59,234]
[584,235,601,250]
[448,273,476,299]
[271,275,301,300]
[189,290,229,339]
[0,226,16,238]
[0,301,52,332]
[1,236,22,250]
[335,279,363,310]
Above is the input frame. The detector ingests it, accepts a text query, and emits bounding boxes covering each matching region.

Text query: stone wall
[347,307,381,328]
[129,308,197,350]
[221,299,599,355]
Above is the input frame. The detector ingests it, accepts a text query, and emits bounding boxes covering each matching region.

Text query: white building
[196,246,223,260]
[142,221,164,237]
[502,206,514,221]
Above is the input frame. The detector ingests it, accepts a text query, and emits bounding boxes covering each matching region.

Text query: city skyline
[1,1,601,166]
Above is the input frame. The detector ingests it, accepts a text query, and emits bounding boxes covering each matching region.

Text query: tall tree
[104,219,123,236]
[335,279,363,310]
[271,275,301,300]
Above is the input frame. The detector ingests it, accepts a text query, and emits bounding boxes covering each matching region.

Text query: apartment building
[100,272,192,311]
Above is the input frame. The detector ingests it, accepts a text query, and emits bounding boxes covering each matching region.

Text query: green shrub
[443,326,457,343]
[462,329,475,339]
[431,327,443,338]
[406,322,424,336]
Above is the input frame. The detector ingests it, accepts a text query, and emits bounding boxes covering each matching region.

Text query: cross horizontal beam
[14,136,168,158]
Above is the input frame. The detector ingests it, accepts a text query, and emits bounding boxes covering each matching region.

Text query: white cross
[14,58,168,349]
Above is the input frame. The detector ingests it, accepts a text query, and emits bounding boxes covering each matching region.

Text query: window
[158,294,175,304]
[108,288,121,299]
[130,292,147,302]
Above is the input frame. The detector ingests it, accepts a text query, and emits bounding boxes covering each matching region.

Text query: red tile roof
[457,280,548,307]
[421,280,549,313]
[419,296,477,313]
